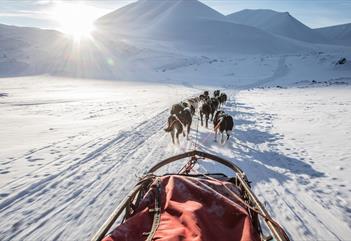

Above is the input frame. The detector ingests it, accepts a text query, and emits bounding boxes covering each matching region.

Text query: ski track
[190,91,350,241]
[0,100,199,241]
[1,90,350,240]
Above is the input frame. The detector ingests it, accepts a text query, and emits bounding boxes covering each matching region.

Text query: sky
[0,0,350,31]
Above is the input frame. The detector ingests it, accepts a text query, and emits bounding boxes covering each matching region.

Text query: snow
[0,1,311,79]
[0,76,198,240]
[315,23,351,47]
[232,87,351,239]
[95,0,304,54]
[96,0,224,32]
[0,76,196,182]
[1,0,351,80]
[1,76,350,240]
[1,23,350,83]
[151,51,351,88]
[226,9,327,44]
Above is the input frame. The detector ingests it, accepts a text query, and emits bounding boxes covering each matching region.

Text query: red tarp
[103,175,261,241]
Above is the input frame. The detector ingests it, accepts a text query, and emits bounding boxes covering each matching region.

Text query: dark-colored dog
[200,100,212,128]
[170,103,185,115]
[213,111,234,144]
[181,101,195,116]
[199,94,209,102]
[179,107,192,140]
[219,93,227,106]
[165,115,183,144]
[210,97,219,120]
[214,90,220,97]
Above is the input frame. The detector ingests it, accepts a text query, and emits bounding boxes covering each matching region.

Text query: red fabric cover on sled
[103,175,260,241]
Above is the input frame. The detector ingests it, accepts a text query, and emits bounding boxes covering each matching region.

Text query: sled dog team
[164,90,234,144]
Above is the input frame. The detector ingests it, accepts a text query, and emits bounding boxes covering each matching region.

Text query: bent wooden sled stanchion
[91,150,291,241]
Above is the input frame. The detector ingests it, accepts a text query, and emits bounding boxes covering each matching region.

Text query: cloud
[35,0,54,4]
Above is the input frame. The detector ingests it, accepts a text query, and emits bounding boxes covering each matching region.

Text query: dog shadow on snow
[193,100,325,185]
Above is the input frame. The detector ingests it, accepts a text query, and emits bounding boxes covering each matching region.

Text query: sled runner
[91,150,290,241]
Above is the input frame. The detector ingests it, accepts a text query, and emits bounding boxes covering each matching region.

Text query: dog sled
[91,150,290,241]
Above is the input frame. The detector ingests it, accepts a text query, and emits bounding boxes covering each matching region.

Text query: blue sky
[0,0,350,30]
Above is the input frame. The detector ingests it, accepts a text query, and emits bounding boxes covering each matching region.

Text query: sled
[91,150,290,241]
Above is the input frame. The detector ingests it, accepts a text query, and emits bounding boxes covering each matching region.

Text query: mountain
[226,9,328,44]
[0,23,64,56]
[0,23,148,79]
[95,0,303,54]
[0,24,67,76]
[96,0,224,32]
[3,0,323,78]
[315,23,351,46]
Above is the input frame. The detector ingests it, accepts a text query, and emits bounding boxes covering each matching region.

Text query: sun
[50,2,100,40]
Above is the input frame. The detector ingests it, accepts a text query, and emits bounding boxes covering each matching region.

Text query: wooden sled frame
[91,150,290,241]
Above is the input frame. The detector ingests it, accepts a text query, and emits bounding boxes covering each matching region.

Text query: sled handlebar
[147,150,244,175]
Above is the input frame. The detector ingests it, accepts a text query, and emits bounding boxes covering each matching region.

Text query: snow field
[0,76,198,240]
[0,77,350,240]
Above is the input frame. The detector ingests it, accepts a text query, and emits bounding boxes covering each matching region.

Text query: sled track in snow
[0,108,179,241]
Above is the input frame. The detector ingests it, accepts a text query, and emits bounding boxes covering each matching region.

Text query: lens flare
[50,2,101,40]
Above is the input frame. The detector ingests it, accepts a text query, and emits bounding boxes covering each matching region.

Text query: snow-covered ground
[0,76,350,240]
[151,51,351,88]
[0,76,198,240]
[231,87,351,239]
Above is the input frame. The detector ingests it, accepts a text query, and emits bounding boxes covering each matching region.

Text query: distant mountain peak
[315,22,351,46]
[96,0,224,28]
[226,9,327,43]
[94,1,303,54]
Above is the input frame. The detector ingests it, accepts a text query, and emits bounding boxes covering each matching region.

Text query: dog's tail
[165,118,177,132]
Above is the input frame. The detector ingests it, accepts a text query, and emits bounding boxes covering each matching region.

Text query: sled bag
[103,175,260,241]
